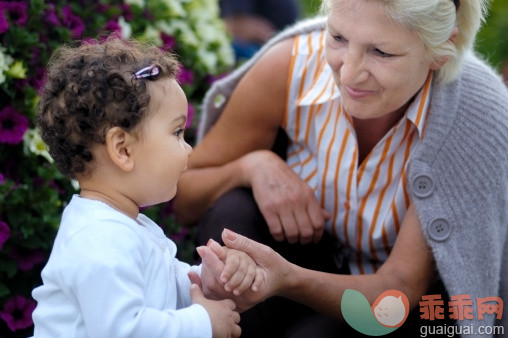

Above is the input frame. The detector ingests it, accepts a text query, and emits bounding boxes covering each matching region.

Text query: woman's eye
[333,35,345,43]
[374,48,394,58]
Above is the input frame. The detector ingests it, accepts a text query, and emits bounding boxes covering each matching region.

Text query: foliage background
[0,0,233,336]
[0,0,506,337]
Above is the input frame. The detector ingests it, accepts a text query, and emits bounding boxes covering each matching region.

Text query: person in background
[174,0,508,336]
[220,0,300,59]
[31,38,263,338]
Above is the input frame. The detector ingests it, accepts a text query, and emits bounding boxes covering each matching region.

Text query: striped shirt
[282,30,433,275]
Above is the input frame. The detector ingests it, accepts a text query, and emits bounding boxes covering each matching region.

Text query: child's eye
[173,128,184,138]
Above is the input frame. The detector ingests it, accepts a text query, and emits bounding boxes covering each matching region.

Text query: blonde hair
[320,0,490,84]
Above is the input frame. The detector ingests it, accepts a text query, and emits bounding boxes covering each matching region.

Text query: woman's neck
[352,104,408,165]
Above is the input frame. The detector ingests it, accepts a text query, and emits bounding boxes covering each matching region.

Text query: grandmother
[175,0,508,336]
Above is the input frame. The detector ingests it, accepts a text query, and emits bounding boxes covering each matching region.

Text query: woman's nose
[340,51,369,84]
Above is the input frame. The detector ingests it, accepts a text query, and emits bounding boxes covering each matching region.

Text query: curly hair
[36,38,180,179]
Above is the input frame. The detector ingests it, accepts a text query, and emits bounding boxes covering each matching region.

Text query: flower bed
[0,0,233,335]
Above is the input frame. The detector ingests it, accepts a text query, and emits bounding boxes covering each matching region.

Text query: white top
[284,30,432,274]
[32,195,212,338]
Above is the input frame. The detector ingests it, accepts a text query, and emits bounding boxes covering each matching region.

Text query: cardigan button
[412,174,434,198]
[428,219,452,242]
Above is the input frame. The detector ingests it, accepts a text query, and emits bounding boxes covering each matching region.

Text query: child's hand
[190,283,241,338]
[204,239,262,296]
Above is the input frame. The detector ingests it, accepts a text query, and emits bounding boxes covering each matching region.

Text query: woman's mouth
[345,86,373,99]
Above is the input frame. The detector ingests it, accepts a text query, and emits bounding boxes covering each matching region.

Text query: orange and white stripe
[283,30,432,275]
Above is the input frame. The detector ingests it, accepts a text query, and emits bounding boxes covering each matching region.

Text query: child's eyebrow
[172,115,187,124]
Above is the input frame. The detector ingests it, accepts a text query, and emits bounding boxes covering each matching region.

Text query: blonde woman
[175,0,508,336]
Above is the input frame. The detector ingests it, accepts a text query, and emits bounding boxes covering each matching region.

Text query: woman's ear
[105,127,135,172]
[431,27,459,70]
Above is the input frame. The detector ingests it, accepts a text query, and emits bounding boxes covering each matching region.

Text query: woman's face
[325,0,437,120]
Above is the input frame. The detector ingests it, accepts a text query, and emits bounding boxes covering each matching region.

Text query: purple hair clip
[133,65,161,80]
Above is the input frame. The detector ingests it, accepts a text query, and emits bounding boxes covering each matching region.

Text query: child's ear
[430,27,459,70]
[105,127,135,172]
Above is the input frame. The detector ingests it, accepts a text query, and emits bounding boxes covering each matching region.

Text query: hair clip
[133,65,161,80]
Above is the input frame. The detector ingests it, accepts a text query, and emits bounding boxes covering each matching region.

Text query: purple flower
[0,172,4,183]
[0,11,8,34]
[161,200,174,218]
[177,67,194,85]
[61,5,85,39]
[103,19,121,36]
[0,219,10,250]
[0,106,29,145]
[8,247,45,271]
[0,295,36,332]
[43,4,61,27]
[186,103,195,129]
[121,3,133,21]
[160,33,176,51]
[0,1,27,28]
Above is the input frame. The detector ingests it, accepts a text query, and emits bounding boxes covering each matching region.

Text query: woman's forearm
[281,263,420,320]
[278,204,434,319]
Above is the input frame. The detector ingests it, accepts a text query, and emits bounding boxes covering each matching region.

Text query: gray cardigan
[199,17,508,336]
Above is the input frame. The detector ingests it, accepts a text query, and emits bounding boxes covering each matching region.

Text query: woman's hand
[189,229,292,312]
[241,150,330,244]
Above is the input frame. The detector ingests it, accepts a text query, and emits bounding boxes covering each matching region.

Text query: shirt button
[428,218,452,242]
[412,174,434,198]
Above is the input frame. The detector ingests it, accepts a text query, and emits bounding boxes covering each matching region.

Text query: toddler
[31,38,258,338]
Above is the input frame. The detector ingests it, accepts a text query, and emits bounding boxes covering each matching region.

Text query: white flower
[23,128,54,163]
[160,0,186,16]
[124,0,145,8]
[140,25,163,46]
[197,48,218,72]
[71,180,80,191]
[118,16,132,40]
[0,46,14,85]
[157,19,198,47]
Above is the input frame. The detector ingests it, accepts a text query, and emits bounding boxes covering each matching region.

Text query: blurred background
[0,0,506,336]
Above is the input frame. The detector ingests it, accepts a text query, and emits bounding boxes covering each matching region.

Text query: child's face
[131,78,192,207]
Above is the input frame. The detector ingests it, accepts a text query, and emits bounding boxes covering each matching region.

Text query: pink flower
[8,247,45,272]
[0,295,36,332]
[0,219,10,250]
[0,106,29,144]
[177,67,194,85]
[186,103,195,129]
